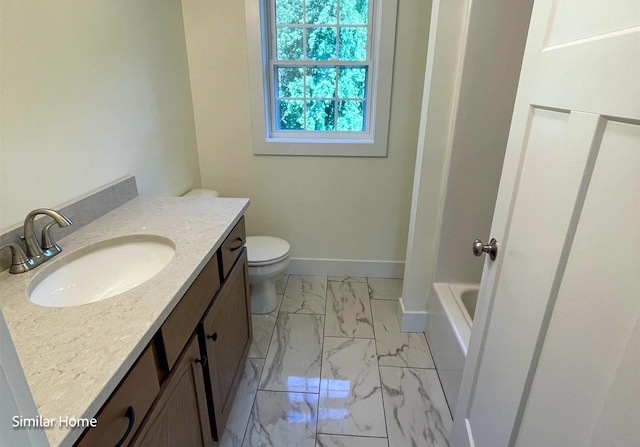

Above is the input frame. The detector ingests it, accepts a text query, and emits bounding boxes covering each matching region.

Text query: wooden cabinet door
[161,255,220,371]
[201,249,252,438]
[75,346,159,447]
[131,335,213,447]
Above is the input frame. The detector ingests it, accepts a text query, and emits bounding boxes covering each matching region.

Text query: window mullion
[270,1,278,133]
[333,0,342,132]
[270,1,277,59]
[269,60,275,132]
[302,0,307,130]
[334,0,341,131]
[367,0,374,60]
[336,0,341,60]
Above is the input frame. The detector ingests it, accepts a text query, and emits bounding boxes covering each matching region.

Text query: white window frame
[245,0,397,157]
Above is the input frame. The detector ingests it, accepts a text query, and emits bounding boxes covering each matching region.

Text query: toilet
[244,236,290,313]
[183,189,290,314]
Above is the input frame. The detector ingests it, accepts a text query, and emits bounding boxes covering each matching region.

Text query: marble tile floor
[217,275,452,447]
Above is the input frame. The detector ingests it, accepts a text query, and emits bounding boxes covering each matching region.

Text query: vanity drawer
[219,217,246,279]
[75,345,159,447]
[161,255,220,370]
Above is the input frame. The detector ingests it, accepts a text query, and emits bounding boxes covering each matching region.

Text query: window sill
[252,138,388,157]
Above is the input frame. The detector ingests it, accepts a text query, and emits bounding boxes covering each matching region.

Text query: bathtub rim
[448,283,479,325]
[432,282,480,355]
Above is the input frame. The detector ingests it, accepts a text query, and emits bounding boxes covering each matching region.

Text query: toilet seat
[182,189,290,314]
[246,236,290,266]
[248,253,289,267]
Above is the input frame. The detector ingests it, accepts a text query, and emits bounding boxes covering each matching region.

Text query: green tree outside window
[273,0,370,132]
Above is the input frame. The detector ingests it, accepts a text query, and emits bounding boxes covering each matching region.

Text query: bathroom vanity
[0,195,251,447]
[77,217,250,447]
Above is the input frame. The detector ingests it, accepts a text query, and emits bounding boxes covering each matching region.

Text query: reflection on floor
[218,275,452,447]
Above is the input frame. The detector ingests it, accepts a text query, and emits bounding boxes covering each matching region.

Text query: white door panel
[467,110,606,446]
[515,119,640,446]
[531,29,640,119]
[589,316,640,447]
[545,0,639,47]
[452,0,640,445]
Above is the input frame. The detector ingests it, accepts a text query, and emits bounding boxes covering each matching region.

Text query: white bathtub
[426,283,479,413]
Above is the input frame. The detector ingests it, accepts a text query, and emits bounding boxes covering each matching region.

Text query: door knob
[473,238,498,261]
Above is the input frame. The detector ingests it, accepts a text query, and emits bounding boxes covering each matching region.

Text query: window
[245,0,398,156]
[271,0,370,134]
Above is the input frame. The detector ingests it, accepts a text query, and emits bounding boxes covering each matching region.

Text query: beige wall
[182,0,430,262]
[0,0,201,229]
[433,0,532,284]
[401,0,532,329]
[401,0,470,320]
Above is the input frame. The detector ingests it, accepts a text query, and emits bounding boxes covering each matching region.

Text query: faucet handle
[41,221,63,254]
[22,208,73,263]
[0,243,35,274]
[38,212,72,258]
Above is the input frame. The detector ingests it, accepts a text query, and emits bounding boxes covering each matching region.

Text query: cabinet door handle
[207,332,218,342]
[114,406,135,447]
[196,356,208,367]
[229,237,243,252]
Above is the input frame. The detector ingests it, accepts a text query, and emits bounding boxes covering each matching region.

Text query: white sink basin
[27,235,176,308]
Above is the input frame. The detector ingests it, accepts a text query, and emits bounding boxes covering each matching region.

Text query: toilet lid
[245,236,290,265]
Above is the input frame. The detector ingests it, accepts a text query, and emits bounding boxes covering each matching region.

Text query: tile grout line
[254,298,281,378]
[253,276,287,388]
[247,389,321,396]
[318,277,391,443]
[316,276,329,442]
[431,363,454,420]
[323,335,375,340]
[239,358,266,447]
[422,327,455,419]
[369,277,391,443]
[240,275,287,445]
[315,432,390,439]
[239,277,289,446]
[240,279,286,446]
[374,364,435,370]
[242,275,303,446]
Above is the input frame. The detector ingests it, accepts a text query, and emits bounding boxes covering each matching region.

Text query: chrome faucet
[0,208,73,274]
[22,208,72,265]
[0,243,34,274]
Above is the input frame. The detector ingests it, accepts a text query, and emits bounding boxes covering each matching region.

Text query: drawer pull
[207,332,218,342]
[114,406,135,447]
[229,237,244,252]
[195,356,208,367]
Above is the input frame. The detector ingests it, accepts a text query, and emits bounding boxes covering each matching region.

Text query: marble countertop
[0,196,250,447]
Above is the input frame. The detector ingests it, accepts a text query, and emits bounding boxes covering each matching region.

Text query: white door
[452,1,640,446]
[0,311,48,447]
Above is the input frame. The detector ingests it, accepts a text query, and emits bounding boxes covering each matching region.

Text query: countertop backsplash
[0,176,138,272]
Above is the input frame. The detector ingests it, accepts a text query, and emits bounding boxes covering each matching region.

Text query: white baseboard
[285,258,404,278]
[397,297,427,332]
